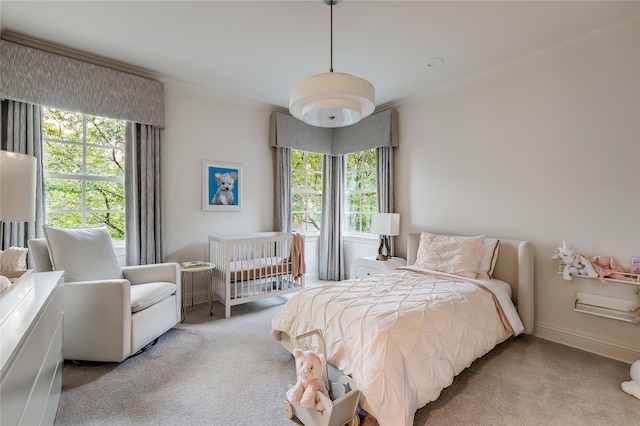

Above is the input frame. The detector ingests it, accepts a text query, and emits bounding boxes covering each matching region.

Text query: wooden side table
[180,262,215,321]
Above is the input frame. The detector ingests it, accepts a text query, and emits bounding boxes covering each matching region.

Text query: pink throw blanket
[291,233,306,280]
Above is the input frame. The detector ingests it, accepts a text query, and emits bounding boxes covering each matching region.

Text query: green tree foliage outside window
[346,149,377,233]
[42,108,126,240]
[291,150,322,233]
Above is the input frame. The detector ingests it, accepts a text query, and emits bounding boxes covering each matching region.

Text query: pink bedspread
[271,268,522,426]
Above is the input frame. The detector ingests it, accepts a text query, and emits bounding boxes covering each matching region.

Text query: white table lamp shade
[371,213,400,236]
[0,151,37,222]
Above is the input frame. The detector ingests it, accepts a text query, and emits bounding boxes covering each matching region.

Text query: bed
[271,232,534,426]
[209,232,305,318]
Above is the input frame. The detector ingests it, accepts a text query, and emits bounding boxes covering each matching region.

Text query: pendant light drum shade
[290,72,375,128]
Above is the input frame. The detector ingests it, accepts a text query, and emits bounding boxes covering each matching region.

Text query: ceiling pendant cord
[329,0,333,73]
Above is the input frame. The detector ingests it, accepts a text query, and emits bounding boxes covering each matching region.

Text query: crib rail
[209,232,305,318]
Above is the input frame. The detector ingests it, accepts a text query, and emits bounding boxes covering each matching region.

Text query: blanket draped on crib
[291,233,306,280]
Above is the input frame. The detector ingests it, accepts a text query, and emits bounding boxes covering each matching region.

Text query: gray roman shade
[0,40,164,128]
[270,109,398,155]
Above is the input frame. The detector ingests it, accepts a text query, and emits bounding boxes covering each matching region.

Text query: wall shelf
[575,292,640,324]
[557,265,640,285]
[556,262,640,323]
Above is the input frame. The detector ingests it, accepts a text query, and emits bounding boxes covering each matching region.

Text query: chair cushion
[130,282,176,313]
[43,225,123,282]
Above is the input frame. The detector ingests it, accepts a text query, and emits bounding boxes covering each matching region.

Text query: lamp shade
[0,151,37,222]
[371,213,400,236]
[290,72,375,128]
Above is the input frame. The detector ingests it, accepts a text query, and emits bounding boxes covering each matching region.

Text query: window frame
[345,149,378,235]
[41,107,126,240]
[290,149,323,235]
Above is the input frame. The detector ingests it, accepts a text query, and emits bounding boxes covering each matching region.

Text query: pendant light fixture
[289,0,375,128]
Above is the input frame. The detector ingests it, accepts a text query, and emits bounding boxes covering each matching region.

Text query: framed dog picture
[202,160,242,211]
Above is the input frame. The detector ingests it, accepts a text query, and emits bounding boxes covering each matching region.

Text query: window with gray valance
[270,109,398,156]
[1,39,166,263]
[0,40,164,128]
[270,109,398,280]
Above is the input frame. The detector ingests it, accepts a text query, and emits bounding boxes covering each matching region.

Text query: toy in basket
[283,329,361,426]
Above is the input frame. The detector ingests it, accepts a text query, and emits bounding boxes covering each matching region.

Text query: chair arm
[122,262,181,285]
[63,279,132,362]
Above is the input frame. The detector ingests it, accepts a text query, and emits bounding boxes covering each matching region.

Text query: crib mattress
[225,257,291,282]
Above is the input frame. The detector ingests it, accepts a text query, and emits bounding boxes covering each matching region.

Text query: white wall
[394,23,640,362]
[162,82,274,301]
[162,81,276,256]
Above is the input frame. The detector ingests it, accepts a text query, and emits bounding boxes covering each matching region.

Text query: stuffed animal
[286,348,330,412]
[621,360,640,400]
[590,255,634,283]
[551,241,598,281]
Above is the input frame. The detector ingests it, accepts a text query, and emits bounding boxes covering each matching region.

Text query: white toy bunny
[551,241,598,281]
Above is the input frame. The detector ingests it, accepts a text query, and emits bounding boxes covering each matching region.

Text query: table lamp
[0,150,37,244]
[371,213,400,261]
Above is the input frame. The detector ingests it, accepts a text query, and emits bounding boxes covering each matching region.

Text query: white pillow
[44,225,122,282]
[414,232,485,278]
[477,239,500,279]
[0,246,28,272]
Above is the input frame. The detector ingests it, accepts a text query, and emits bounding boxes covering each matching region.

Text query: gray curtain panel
[125,122,164,265]
[0,100,45,261]
[272,146,292,233]
[319,155,345,281]
[376,146,395,256]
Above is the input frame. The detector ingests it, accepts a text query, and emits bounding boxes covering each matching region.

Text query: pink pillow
[414,233,485,278]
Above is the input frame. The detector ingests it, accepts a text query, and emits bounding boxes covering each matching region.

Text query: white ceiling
[1,1,639,110]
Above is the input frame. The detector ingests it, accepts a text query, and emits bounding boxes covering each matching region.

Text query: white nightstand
[351,256,406,279]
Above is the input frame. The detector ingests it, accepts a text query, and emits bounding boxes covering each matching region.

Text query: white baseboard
[534,322,639,364]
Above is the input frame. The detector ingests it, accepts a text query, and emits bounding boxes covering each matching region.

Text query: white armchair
[28,225,181,362]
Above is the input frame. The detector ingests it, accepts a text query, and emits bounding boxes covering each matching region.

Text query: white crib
[209,232,305,318]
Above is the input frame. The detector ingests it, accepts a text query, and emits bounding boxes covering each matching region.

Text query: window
[346,149,377,233]
[291,150,322,233]
[42,107,126,240]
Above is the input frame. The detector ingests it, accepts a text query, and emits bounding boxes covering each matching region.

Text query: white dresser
[350,256,406,279]
[1,271,64,426]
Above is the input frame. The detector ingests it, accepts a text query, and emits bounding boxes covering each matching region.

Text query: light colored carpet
[55,297,639,426]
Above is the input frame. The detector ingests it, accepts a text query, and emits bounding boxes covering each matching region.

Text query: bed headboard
[407,233,535,334]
